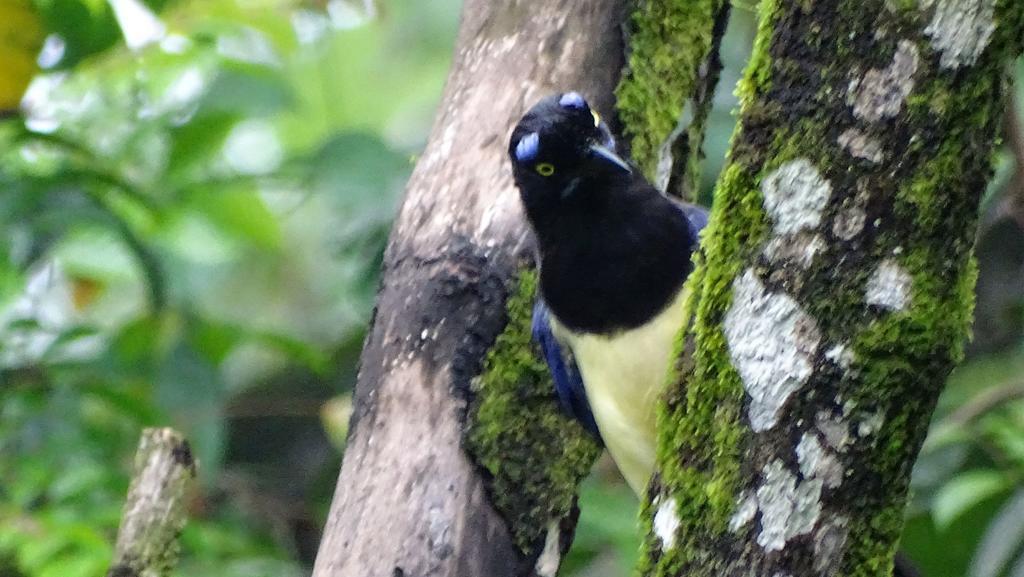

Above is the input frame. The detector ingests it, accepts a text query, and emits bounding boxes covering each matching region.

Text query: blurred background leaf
[0,0,44,111]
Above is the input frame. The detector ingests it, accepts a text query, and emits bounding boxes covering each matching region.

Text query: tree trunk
[615,0,731,199]
[311,2,627,576]
[640,2,1024,576]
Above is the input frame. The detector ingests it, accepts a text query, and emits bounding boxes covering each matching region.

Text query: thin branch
[107,428,197,577]
[14,128,160,212]
[946,382,1024,427]
[79,187,168,312]
[10,127,169,312]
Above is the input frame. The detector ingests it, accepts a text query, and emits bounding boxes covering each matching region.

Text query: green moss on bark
[615,0,729,197]
[465,269,601,553]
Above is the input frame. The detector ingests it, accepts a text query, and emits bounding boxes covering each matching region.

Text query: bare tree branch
[107,428,197,577]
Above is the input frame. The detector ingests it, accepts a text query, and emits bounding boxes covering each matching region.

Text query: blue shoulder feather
[532,299,602,442]
[674,200,709,241]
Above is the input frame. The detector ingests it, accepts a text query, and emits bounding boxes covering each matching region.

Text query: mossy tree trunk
[640,2,1024,577]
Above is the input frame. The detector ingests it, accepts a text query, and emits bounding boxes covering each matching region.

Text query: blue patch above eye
[559,91,586,110]
[515,132,540,162]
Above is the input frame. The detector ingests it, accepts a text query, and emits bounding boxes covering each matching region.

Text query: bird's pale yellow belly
[552,288,688,495]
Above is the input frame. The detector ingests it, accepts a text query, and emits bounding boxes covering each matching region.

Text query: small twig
[108,428,198,577]
[924,382,1024,452]
[946,382,1024,427]
[13,128,160,212]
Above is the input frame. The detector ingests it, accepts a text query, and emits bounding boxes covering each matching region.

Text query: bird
[508,91,708,495]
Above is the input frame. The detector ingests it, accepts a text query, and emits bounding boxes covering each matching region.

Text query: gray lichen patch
[838,128,885,163]
[654,497,681,549]
[865,258,912,311]
[848,40,919,122]
[813,517,850,575]
[833,205,867,241]
[724,270,822,432]
[816,411,852,452]
[534,521,561,577]
[857,411,886,437]
[756,459,823,551]
[426,503,453,559]
[729,491,759,533]
[824,343,855,370]
[763,234,826,269]
[797,432,844,489]
[761,159,833,235]
[923,0,996,69]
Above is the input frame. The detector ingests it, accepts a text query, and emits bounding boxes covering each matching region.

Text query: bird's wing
[671,199,710,240]
[532,298,603,442]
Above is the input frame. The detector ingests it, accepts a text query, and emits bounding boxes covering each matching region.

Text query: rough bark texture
[107,428,197,577]
[639,1,1024,577]
[615,0,731,200]
[311,2,627,576]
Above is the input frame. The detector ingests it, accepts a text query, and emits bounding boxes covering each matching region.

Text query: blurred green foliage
[0,0,456,574]
[0,2,1023,577]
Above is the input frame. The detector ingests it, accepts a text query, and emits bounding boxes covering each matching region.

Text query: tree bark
[311,2,627,576]
[107,428,197,577]
[615,0,731,200]
[640,1,1024,576]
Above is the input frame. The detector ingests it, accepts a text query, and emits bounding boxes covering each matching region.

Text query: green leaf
[981,411,1024,467]
[32,0,121,67]
[310,132,409,203]
[39,552,110,577]
[17,535,70,572]
[933,470,1011,530]
[184,186,281,249]
[156,341,227,482]
[168,112,241,179]
[198,62,293,117]
[969,490,1024,577]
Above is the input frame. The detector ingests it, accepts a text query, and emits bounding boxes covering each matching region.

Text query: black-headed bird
[508,92,708,495]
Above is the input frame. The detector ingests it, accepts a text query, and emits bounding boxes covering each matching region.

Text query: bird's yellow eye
[536,162,555,176]
[591,110,601,127]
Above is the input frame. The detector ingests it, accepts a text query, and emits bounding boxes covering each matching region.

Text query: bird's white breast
[552,287,688,495]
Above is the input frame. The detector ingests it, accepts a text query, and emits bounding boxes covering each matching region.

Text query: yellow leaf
[0,0,43,111]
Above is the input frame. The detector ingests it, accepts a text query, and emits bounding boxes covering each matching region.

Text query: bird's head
[508,92,631,216]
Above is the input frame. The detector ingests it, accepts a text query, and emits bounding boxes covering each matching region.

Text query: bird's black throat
[527,177,697,335]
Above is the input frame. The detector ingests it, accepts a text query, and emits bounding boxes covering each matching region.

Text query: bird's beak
[588,143,632,174]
